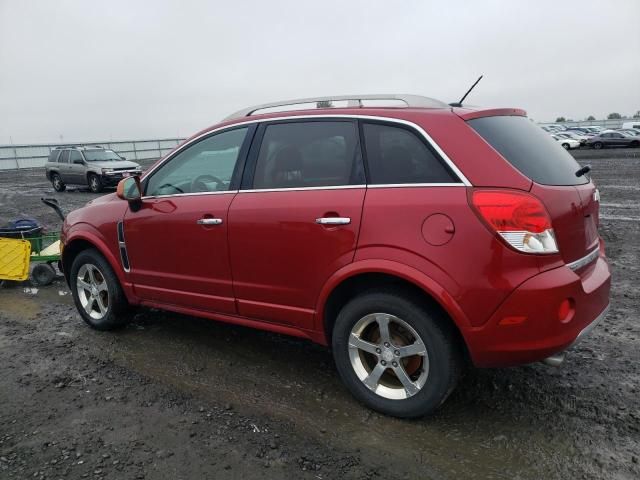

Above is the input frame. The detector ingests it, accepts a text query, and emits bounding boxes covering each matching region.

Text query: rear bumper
[463,252,611,368]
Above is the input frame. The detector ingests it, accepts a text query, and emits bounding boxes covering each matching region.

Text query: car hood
[88,160,140,169]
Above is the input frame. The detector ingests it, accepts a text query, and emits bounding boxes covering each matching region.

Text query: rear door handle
[315,217,351,225]
[197,218,223,225]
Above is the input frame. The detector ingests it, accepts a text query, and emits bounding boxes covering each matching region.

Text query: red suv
[60,95,611,417]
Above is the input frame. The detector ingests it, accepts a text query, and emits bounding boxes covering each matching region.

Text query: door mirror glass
[117,176,141,201]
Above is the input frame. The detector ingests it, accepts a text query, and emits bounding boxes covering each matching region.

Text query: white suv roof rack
[224,94,448,121]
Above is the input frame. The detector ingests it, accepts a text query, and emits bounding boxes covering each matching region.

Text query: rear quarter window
[468,116,588,186]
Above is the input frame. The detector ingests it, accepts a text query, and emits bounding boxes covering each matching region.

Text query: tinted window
[83,149,122,161]
[253,121,362,189]
[146,127,248,196]
[468,116,588,186]
[68,150,83,163]
[58,150,70,163]
[362,123,457,184]
[47,150,60,162]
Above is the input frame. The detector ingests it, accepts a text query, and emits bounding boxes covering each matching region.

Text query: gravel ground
[0,149,639,479]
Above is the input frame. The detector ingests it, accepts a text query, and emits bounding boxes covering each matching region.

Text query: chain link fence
[0,138,186,170]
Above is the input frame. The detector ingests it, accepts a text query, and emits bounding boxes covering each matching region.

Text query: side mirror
[117,176,142,202]
[73,159,84,165]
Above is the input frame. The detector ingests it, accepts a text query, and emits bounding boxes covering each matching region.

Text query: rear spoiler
[453,108,527,121]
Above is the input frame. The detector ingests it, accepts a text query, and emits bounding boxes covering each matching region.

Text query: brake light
[471,190,559,254]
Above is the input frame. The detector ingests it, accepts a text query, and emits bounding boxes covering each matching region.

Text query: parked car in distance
[59,94,611,418]
[551,134,580,149]
[617,128,640,136]
[565,127,595,137]
[45,146,142,193]
[555,131,588,145]
[586,130,640,149]
[621,121,640,130]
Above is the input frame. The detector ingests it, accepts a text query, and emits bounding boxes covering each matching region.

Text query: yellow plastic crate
[0,238,32,281]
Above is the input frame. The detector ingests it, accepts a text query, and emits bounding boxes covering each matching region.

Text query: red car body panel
[228,188,366,330]
[61,105,611,368]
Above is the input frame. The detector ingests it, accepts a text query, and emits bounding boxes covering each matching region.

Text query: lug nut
[384,342,390,347]
[392,361,398,367]
[394,350,400,356]
[376,348,381,354]
[381,360,387,366]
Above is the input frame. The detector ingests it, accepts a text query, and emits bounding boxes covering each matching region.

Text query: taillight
[471,189,559,254]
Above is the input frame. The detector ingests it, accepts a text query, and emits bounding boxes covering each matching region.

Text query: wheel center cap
[91,287,98,296]
[382,349,394,363]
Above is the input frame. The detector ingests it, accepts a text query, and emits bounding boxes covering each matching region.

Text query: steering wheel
[191,174,225,192]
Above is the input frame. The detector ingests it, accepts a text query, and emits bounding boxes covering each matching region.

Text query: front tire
[332,290,461,418]
[70,249,129,330]
[88,174,104,193]
[561,143,570,150]
[51,173,66,192]
[593,142,604,150]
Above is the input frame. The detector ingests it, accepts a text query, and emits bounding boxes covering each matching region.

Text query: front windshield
[83,149,122,162]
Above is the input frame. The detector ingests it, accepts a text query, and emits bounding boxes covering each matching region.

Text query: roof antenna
[449,75,483,107]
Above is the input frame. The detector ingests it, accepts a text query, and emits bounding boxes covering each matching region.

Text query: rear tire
[69,249,129,330]
[51,173,66,192]
[88,174,104,193]
[332,289,461,418]
[593,142,604,150]
[630,140,639,148]
[561,143,570,150]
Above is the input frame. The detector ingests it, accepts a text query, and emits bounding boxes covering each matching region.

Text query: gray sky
[1,0,639,144]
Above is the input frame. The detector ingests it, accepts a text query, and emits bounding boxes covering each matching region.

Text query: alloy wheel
[348,313,429,400]
[76,264,109,320]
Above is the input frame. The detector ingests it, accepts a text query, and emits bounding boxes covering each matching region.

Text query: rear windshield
[468,115,588,186]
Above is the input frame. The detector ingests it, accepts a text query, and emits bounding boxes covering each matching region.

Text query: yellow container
[0,238,32,281]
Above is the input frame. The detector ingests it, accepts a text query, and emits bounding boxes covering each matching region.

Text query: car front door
[123,126,254,314]
[67,150,86,184]
[228,119,366,329]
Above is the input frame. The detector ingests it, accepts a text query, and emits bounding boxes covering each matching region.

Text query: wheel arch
[316,260,472,356]
[61,227,132,300]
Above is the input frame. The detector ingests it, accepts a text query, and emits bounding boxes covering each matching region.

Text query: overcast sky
[1,0,639,144]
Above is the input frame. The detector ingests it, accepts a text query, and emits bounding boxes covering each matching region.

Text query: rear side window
[58,150,70,163]
[362,123,458,185]
[468,116,588,186]
[253,121,363,189]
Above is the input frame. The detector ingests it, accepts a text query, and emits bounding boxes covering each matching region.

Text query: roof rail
[224,94,448,121]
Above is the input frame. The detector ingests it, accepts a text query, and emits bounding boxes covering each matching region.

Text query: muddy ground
[0,149,638,480]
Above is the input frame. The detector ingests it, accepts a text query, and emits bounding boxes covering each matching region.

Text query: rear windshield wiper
[575,164,591,177]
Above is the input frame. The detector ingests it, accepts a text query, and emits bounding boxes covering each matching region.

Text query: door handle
[315,217,351,225]
[197,218,223,225]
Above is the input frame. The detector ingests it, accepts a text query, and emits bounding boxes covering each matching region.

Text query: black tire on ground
[561,143,570,150]
[69,249,129,330]
[31,263,57,286]
[332,289,461,418]
[593,142,604,150]
[51,173,66,192]
[88,174,104,193]
[630,141,639,148]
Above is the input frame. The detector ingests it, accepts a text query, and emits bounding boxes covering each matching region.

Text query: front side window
[252,121,362,189]
[146,127,248,196]
[68,150,83,163]
[362,122,458,184]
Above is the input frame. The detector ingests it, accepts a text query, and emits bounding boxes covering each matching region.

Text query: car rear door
[228,119,366,329]
[67,150,86,184]
[123,126,254,314]
[57,150,72,182]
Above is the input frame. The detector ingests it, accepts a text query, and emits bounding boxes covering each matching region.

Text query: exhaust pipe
[542,352,566,367]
